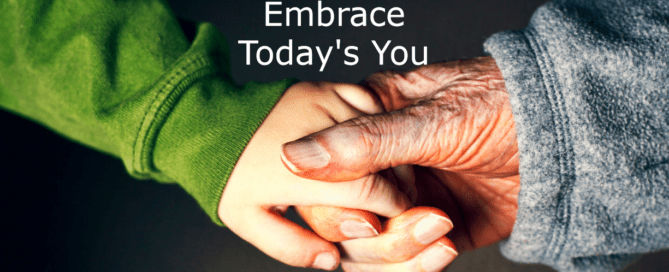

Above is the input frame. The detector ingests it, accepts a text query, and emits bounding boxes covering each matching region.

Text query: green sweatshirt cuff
[0,1,294,226]
[128,23,296,225]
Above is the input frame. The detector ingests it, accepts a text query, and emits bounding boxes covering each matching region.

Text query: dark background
[2,0,668,271]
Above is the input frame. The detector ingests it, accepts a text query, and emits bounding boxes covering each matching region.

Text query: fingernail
[420,244,458,272]
[312,252,337,270]
[281,138,330,172]
[414,214,453,245]
[340,220,379,239]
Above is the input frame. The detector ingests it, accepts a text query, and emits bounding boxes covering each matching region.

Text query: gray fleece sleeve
[483,0,669,271]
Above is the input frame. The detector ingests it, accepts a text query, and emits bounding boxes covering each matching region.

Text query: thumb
[281,104,447,182]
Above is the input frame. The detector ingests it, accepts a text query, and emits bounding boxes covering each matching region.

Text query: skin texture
[365,56,520,251]
[283,57,521,270]
[219,82,417,270]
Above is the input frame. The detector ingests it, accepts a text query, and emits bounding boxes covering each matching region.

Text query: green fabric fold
[0,0,295,225]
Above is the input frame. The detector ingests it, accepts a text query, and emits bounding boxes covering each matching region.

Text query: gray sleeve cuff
[483,1,669,270]
[484,28,595,271]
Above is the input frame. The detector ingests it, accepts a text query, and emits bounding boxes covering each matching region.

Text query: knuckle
[348,115,383,137]
[347,115,401,150]
[338,117,383,160]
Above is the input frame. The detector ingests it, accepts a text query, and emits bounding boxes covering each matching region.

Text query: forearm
[484,0,669,270]
[0,0,295,224]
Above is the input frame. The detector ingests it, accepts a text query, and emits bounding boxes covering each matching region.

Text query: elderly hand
[284,57,521,270]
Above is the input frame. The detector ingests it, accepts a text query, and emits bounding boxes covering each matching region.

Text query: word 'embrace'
[266,1,404,27]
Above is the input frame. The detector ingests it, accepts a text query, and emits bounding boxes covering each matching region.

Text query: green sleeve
[0,0,296,225]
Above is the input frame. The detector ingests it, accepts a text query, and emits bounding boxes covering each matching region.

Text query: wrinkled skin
[363,56,520,251]
[285,57,521,269]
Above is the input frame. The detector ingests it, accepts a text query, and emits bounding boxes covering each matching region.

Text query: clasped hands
[219,56,521,271]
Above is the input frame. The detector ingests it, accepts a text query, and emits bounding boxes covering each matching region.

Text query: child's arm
[0,0,411,270]
[0,0,279,224]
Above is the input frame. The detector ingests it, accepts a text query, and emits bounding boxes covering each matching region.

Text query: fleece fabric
[0,0,295,225]
[484,0,669,271]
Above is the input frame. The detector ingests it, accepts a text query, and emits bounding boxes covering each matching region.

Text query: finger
[281,104,446,182]
[308,173,412,218]
[295,164,415,242]
[295,205,382,242]
[339,207,454,264]
[331,83,384,115]
[221,172,410,269]
[362,69,440,111]
[263,170,412,218]
[340,239,458,272]
[232,208,340,270]
[297,82,383,123]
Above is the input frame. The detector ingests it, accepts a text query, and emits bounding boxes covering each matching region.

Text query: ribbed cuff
[485,29,576,268]
[129,22,298,225]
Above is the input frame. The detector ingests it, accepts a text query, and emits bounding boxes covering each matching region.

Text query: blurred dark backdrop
[2,0,668,271]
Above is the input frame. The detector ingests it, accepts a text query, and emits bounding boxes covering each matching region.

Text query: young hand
[217,82,412,270]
